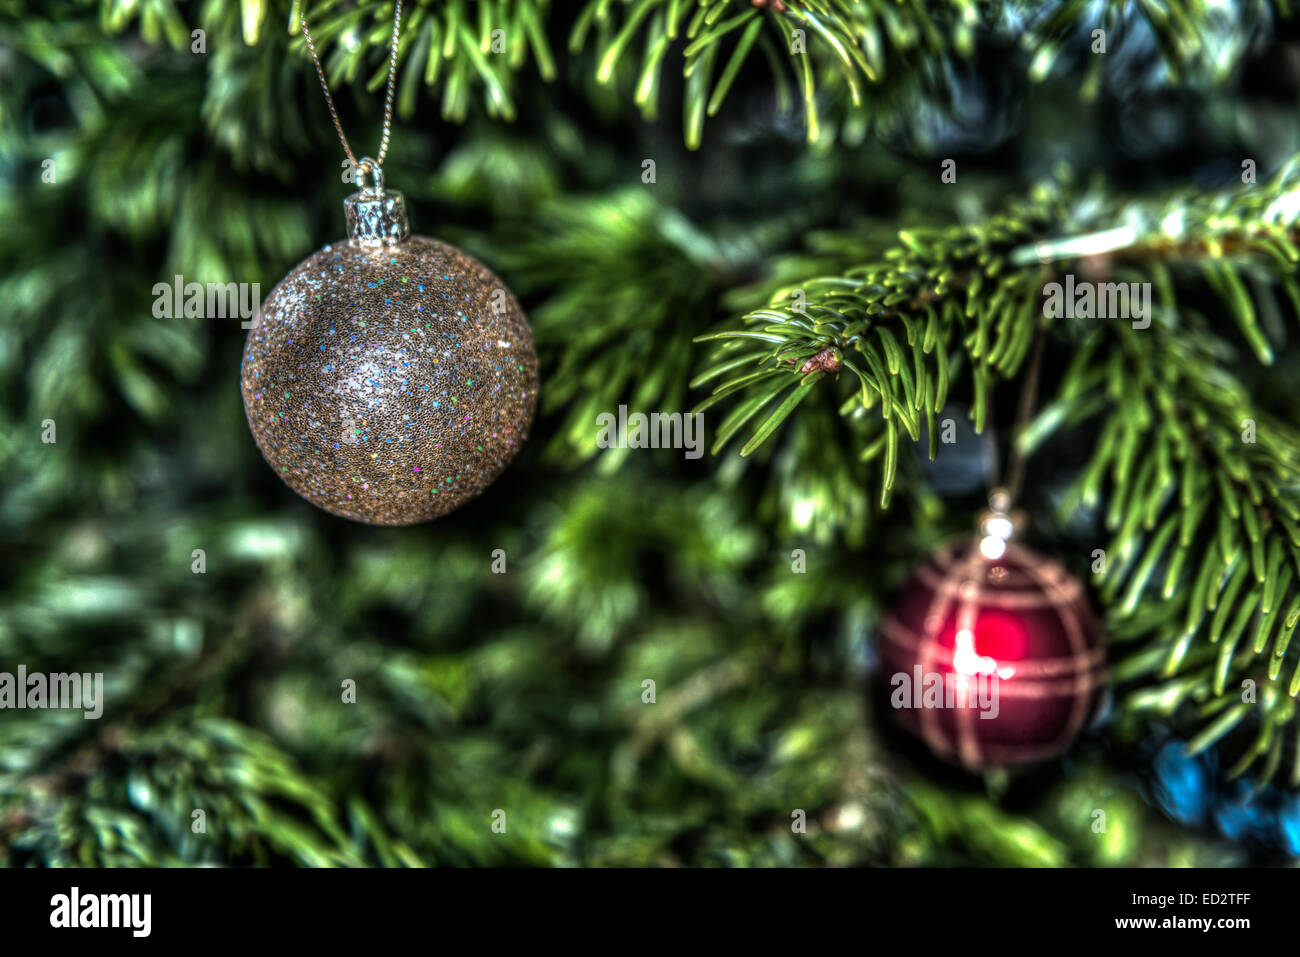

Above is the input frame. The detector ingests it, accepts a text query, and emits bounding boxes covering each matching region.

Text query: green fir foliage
[1,0,1296,866]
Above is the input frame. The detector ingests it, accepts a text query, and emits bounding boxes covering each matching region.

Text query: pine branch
[692,180,1067,505]
[572,0,906,149]
[1059,326,1300,786]
[1022,0,1279,91]
[693,161,1300,501]
[1,717,367,866]
[86,0,1288,146]
[287,0,558,123]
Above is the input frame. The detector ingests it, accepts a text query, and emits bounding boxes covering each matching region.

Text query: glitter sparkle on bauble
[240,187,538,525]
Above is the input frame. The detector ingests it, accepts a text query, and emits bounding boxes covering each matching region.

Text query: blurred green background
[2,0,1299,866]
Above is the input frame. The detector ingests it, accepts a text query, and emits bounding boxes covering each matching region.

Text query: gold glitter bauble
[240,188,538,525]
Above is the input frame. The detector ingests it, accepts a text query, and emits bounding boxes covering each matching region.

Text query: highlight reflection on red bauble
[878,541,1107,770]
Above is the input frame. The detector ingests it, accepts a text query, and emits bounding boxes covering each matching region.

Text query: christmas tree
[3,0,1299,868]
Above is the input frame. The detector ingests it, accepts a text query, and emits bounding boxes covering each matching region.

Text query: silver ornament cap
[344,186,410,246]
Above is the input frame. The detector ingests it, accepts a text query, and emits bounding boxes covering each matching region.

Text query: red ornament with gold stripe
[878,502,1107,769]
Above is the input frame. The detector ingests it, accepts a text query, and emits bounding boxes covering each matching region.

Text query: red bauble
[878,541,1106,769]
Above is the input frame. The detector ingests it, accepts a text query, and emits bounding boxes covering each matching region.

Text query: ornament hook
[978,487,1025,560]
[355,157,384,195]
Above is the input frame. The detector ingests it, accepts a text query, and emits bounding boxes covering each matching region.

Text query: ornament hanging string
[977,325,1046,552]
[301,0,403,188]
[997,326,1047,509]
